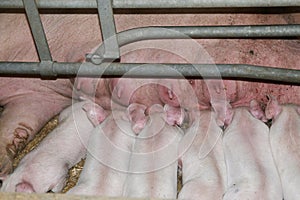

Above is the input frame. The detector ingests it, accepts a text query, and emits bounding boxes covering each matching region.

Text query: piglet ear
[211,101,233,127]
[82,103,109,127]
[163,104,184,126]
[249,100,268,122]
[265,95,282,120]
[127,103,148,135]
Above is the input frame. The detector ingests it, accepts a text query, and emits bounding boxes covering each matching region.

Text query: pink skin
[158,79,235,127]
[73,78,112,111]
[126,103,148,134]
[0,78,73,176]
[156,79,201,110]
[83,100,148,135]
[82,101,109,127]
[0,14,103,176]
[0,101,108,193]
[178,110,226,200]
[163,104,185,126]
[67,107,139,196]
[265,99,300,200]
[249,99,268,122]
[265,95,283,120]
[108,78,163,109]
[162,104,197,129]
[222,107,283,200]
[124,104,183,199]
[1,12,299,179]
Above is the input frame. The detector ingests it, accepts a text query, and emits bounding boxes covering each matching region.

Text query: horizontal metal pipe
[1,0,300,9]
[0,62,299,84]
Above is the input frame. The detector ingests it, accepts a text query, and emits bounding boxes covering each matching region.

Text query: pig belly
[0,77,73,175]
[222,108,282,200]
[123,106,183,199]
[108,78,163,109]
[269,105,300,200]
[178,110,226,200]
[67,111,136,197]
[0,101,95,193]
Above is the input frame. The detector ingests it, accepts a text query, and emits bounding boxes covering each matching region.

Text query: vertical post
[22,0,52,61]
[89,0,120,64]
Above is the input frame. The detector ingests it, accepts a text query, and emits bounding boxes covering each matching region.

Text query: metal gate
[0,0,299,84]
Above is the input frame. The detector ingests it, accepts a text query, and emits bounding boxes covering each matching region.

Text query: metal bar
[0,62,299,84]
[1,0,300,9]
[89,25,300,64]
[120,25,300,44]
[95,0,120,61]
[22,0,52,61]
[113,0,300,8]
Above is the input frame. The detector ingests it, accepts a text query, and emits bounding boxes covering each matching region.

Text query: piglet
[178,110,226,200]
[123,104,183,199]
[67,103,147,196]
[266,97,300,200]
[0,100,108,193]
[222,106,282,200]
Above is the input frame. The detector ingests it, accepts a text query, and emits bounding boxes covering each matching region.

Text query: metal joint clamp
[39,61,57,78]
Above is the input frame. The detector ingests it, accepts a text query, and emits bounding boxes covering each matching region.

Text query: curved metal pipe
[119,25,300,45]
[89,25,300,63]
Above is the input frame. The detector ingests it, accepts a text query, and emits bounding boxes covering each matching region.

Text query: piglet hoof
[127,103,148,135]
[163,104,185,126]
[249,100,268,122]
[15,181,35,193]
[82,103,108,127]
[265,95,282,120]
[0,126,31,175]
